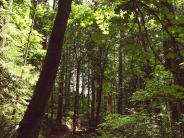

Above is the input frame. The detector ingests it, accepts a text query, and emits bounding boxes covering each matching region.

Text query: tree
[1,0,184,137]
[162,1,184,120]
[117,27,123,114]
[17,0,72,137]
[56,53,65,124]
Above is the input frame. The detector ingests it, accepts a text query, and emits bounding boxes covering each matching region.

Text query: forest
[0,0,184,137]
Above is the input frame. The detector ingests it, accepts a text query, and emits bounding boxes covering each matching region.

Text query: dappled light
[0,0,184,138]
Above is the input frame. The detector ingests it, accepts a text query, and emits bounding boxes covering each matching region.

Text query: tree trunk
[65,71,72,114]
[161,2,184,136]
[56,80,64,124]
[96,67,104,125]
[117,43,123,114]
[53,0,56,9]
[81,73,85,113]
[87,67,91,126]
[108,94,112,113]
[56,53,65,124]
[90,72,96,127]
[96,48,104,125]
[64,48,71,114]
[103,96,108,113]
[162,1,184,120]
[73,63,80,133]
[17,0,72,137]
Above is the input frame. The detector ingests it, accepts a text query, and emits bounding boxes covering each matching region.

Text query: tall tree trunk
[160,2,184,136]
[117,43,123,114]
[108,94,112,113]
[90,72,96,127]
[64,48,71,114]
[81,73,85,113]
[162,1,184,120]
[103,96,108,113]
[65,70,72,114]
[96,48,104,125]
[56,53,65,124]
[113,94,116,113]
[87,67,91,126]
[56,80,64,124]
[96,67,104,125]
[73,63,80,133]
[17,0,72,137]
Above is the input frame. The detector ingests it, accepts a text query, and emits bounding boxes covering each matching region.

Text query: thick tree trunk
[17,0,72,137]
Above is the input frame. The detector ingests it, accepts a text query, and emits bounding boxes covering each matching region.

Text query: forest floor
[47,125,94,138]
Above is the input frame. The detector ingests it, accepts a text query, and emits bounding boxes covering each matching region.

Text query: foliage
[132,66,184,102]
[0,0,49,137]
[1,0,184,137]
[98,112,161,138]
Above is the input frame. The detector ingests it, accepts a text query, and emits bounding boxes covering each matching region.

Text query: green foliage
[1,0,184,137]
[0,114,17,138]
[35,4,55,34]
[98,112,161,138]
[0,0,48,137]
[132,67,184,102]
[0,60,30,137]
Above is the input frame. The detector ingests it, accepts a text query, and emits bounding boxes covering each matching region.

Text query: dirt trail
[47,125,88,138]
[47,132,69,138]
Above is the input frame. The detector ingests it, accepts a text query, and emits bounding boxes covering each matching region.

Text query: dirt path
[46,126,88,138]
[47,133,69,138]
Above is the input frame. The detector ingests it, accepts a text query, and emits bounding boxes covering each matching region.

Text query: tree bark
[87,67,91,126]
[73,63,80,133]
[50,87,54,123]
[64,48,71,114]
[162,1,184,120]
[81,73,85,113]
[90,72,96,127]
[56,53,65,124]
[117,43,123,114]
[96,48,105,125]
[17,0,72,137]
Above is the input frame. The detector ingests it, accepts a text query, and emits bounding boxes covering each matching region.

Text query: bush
[98,112,161,138]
